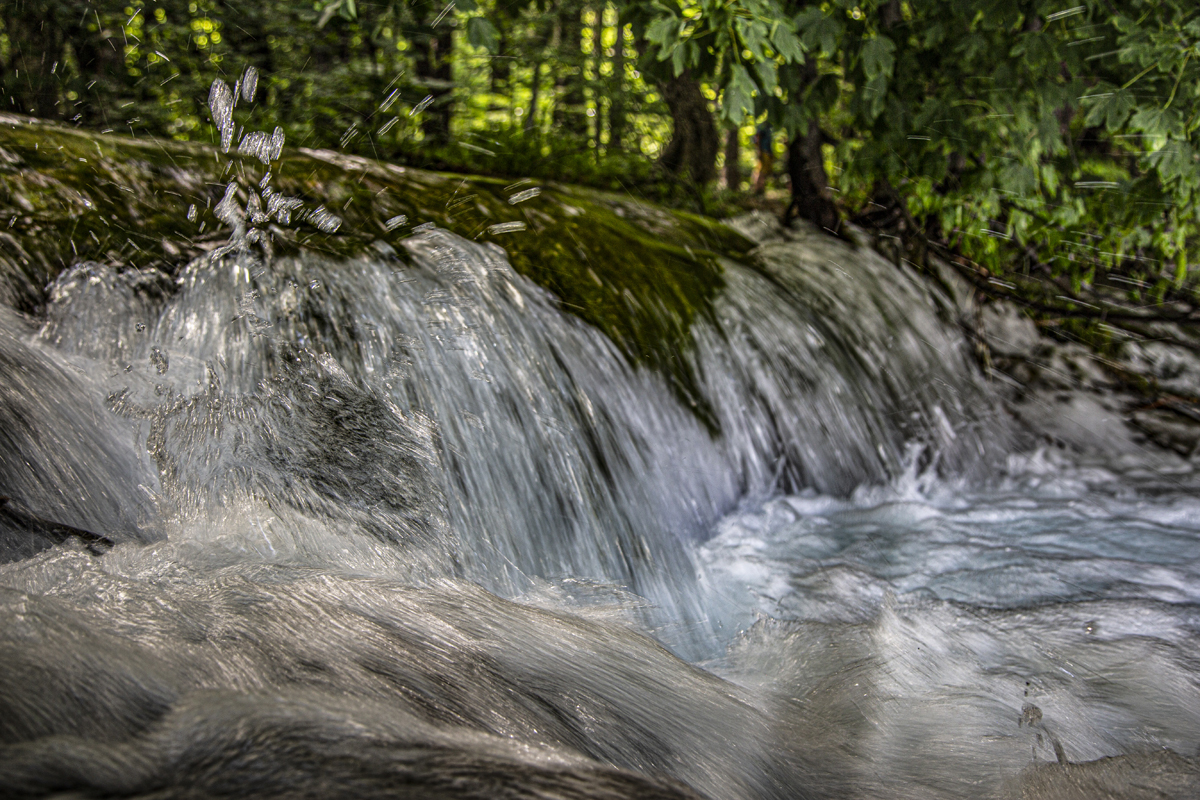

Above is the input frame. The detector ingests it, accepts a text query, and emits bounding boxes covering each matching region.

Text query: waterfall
[2,125,1198,799]
[11,203,998,641]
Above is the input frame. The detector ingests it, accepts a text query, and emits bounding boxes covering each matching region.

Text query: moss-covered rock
[0,114,755,425]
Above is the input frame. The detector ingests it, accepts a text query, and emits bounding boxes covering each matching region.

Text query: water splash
[207,79,235,152]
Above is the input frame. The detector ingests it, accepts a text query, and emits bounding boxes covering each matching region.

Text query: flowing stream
[1,134,1199,798]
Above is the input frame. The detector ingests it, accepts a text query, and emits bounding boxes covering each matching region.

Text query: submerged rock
[1130,405,1200,457]
[1008,750,1200,800]
[981,301,1042,361]
[0,496,113,563]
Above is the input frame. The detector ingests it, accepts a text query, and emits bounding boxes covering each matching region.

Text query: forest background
[3,0,1200,352]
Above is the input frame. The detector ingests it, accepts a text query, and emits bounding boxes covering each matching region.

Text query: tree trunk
[413,14,454,144]
[659,69,718,185]
[783,58,839,231]
[553,0,587,138]
[65,17,122,128]
[525,62,542,133]
[880,0,902,29]
[591,5,604,150]
[1,3,64,119]
[723,126,741,190]
[491,23,511,93]
[785,120,838,231]
[608,21,626,150]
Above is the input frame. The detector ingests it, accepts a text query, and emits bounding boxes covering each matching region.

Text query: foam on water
[702,449,1200,630]
[700,450,1200,797]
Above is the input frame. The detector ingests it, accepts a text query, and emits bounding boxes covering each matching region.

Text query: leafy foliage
[4,0,1200,308]
[629,0,1200,309]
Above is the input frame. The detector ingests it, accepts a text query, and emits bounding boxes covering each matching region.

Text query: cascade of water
[0,307,158,556]
[23,206,1002,649]
[693,220,998,497]
[3,115,1198,798]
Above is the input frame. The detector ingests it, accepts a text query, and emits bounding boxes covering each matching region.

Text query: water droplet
[379,88,401,113]
[306,206,342,233]
[214,181,242,232]
[410,94,435,116]
[241,66,259,103]
[149,347,169,375]
[208,79,235,152]
[487,221,527,235]
[238,127,285,166]
[507,188,541,205]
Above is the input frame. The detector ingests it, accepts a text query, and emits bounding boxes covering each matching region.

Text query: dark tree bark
[553,0,588,138]
[1,2,65,119]
[63,16,122,128]
[723,126,741,190]
[608,22,626,150]
[783,59,839,231]
[591,4,604,149]
[525,62,542,132]
[880,0,903,29]
[491,28,511,93]
[659,69,718,185]
[784,120,839,231]
[413,13,454,144]
[490,3,515,94]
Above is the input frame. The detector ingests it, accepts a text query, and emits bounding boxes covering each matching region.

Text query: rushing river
[1,139,1199,798]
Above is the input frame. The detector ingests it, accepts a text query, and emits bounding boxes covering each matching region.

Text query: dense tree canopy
[4,0,1200,333]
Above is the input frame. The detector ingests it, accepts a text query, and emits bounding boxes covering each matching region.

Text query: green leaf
[721,63,756,124]
[795,8,842,57]
[1010,32,1053,65]
[957,33,987,63]
[922,22,945,48]
[1131,107,1183,138]
[1082,88,1135,132]
[737,18,768,60]
[861,36,895,80]
[1000,163,1037,196]
[1149,140,1197,185]
[1037,80,1070,113]
[770,25,805,64]
[466,17,499,54]
[778,98,807,135]
[863,74,888,121]
[1041,163,1060,196]
[755,59,777,96]
[1036,111,1064,155]
[646,17,680,51]
[807,72,840,113]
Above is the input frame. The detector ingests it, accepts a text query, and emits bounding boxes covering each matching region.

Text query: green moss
[0,115,755,429]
